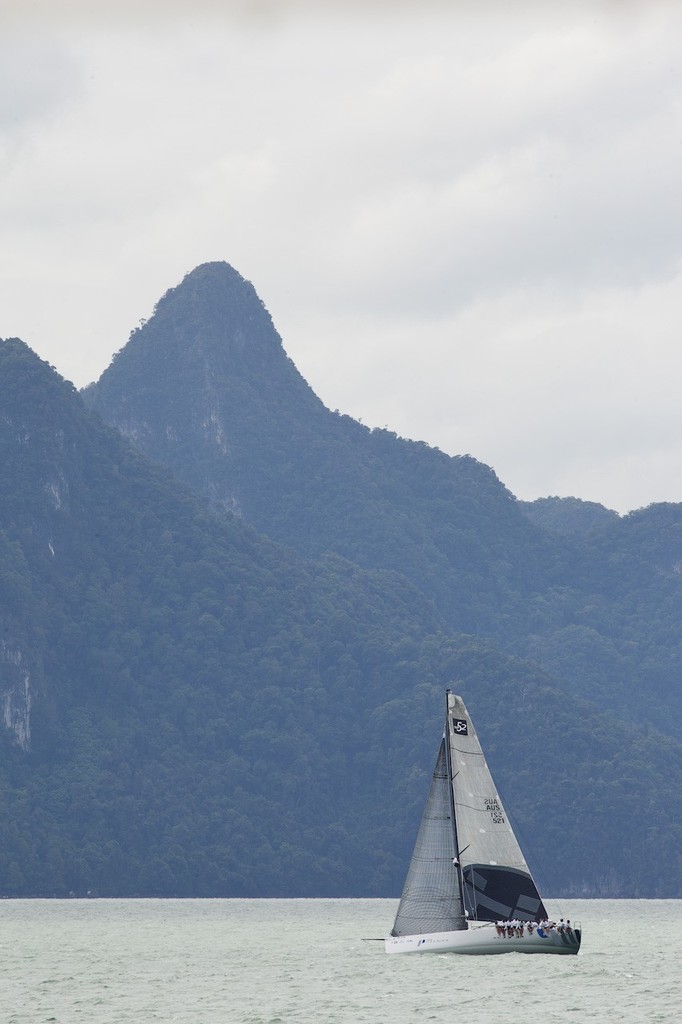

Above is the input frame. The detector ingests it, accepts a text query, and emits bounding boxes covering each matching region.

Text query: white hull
[385,924,581,956]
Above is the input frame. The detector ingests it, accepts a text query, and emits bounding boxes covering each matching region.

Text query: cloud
[0,41,81,142]
[283,269,682,512]
[1,0,682,512]
[269,19,682,313]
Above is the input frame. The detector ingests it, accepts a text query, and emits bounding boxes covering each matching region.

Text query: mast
[444,688,467,919]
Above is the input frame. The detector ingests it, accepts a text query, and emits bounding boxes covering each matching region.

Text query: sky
[2,1,682,514]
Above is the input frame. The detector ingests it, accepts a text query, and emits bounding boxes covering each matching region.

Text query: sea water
[0,899,678,1024]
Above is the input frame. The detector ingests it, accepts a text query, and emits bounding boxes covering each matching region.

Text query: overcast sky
[2,1,681,514]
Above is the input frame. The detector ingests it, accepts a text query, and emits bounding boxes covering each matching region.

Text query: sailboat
[386,691,581,955]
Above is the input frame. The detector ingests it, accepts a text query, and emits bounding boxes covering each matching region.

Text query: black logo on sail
[452,718,468,735]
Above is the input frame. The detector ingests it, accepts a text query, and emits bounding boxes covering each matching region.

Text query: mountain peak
[153,261,265,322]
[82,262,327,517]
[128,260,282,368]
[1,337,78,420]
[86,261,309,397]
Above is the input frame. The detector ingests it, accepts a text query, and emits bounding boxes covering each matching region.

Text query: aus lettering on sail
[484,797,505,825]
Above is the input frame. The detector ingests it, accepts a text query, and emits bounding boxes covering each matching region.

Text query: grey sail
[446,692,547,923]
[390,737,467,937]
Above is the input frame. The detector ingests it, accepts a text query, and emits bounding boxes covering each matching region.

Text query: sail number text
[485,797,505,824]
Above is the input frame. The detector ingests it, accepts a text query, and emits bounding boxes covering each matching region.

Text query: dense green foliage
[2,264,682,900]
[519,496,621,534]
[85,264,682,740]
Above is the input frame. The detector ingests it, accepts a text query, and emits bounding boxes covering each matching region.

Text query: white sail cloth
[447,692,546,922]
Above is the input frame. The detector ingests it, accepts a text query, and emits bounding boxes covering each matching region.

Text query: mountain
[0,337,447,895]
[83,263,559,640]
[83,263,682,739]
[3,335,681,897]
[519,496,620,534]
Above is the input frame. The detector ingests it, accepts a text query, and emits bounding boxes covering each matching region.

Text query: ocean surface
[0,899,678,1024]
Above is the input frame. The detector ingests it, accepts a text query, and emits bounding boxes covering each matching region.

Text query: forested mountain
[84,263,682,739]
[83,262,546,644]
[2,336,681,897]
[519,496,621,534]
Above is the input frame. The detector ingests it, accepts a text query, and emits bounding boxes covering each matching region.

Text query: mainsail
[390,737,467,937]
[446,692,547,923]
